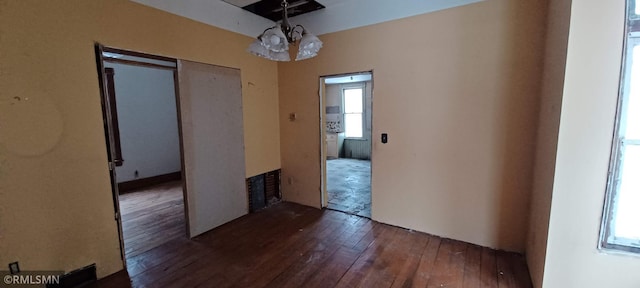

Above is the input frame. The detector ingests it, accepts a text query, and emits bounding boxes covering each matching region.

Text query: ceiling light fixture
[247,0,323,61]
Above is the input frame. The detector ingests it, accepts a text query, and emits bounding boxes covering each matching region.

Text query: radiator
[343,139,371,160]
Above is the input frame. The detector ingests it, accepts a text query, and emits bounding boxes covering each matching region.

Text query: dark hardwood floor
[118,181,186,258]
[96,201,532,287]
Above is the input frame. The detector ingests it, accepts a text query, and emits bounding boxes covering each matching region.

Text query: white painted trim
[325,74,371,84]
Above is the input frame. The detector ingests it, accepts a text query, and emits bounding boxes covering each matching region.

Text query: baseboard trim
[118,171,181,193]
[46,264,96,288]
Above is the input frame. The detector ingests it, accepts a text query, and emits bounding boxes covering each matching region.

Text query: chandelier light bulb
[270,35,281,45]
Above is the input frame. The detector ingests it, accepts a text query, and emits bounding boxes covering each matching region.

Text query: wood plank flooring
[96,201,532,287]
[118,181,186,258]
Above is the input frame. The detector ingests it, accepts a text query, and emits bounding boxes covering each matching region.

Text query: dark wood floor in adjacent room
[96,201,532,288]
[118,181,186,258]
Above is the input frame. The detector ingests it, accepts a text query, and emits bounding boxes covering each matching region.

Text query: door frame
[318,71,374,215]
[94,44,191,266]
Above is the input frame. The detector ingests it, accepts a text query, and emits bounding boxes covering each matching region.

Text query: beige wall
[279,0,548,252]
[0,0,280,278]
[542,0,640,287]
[525,0,571,286]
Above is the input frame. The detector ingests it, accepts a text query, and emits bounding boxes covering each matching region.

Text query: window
[601,2,640,253]
[343,87,364,138]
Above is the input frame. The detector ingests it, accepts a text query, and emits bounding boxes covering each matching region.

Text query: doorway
[99,47,188,261]
[320,72,373,218]
[96,45,248,266]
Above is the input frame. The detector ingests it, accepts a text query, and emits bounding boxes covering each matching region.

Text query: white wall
[542,0,640,287]
[105,63,181,183]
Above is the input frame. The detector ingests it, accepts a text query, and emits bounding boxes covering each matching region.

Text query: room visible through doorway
[320,72,373,218]
[98,47,188,262]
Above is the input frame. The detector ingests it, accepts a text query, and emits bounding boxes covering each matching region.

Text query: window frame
[600,9,640,253]
[342,84,366,140]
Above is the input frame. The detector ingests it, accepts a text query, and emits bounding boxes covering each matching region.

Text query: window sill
[598,246,640,259]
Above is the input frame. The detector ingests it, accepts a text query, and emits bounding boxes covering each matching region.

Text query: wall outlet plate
[9,262,20,274]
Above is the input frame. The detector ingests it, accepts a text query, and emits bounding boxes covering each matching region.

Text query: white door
[177,60,247,237]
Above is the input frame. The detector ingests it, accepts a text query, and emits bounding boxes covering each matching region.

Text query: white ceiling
[131,0,482,38]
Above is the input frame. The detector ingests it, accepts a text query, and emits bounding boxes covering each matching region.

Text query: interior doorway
[320,72,373,218]
[96,45,248,266]
[98,47,188,261]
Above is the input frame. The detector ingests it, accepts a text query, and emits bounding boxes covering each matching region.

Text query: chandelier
[247,0,323,61]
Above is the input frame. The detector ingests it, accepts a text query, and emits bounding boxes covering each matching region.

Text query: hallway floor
[326,158,371,218]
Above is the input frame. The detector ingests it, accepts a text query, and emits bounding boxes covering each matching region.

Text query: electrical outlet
[9,262,19,274]
[134,170,139,178]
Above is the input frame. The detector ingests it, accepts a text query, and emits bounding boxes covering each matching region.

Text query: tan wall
[525,0,571,286]
[279,0,548,252]
[543,0,640,286]
[0,0,280,278]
